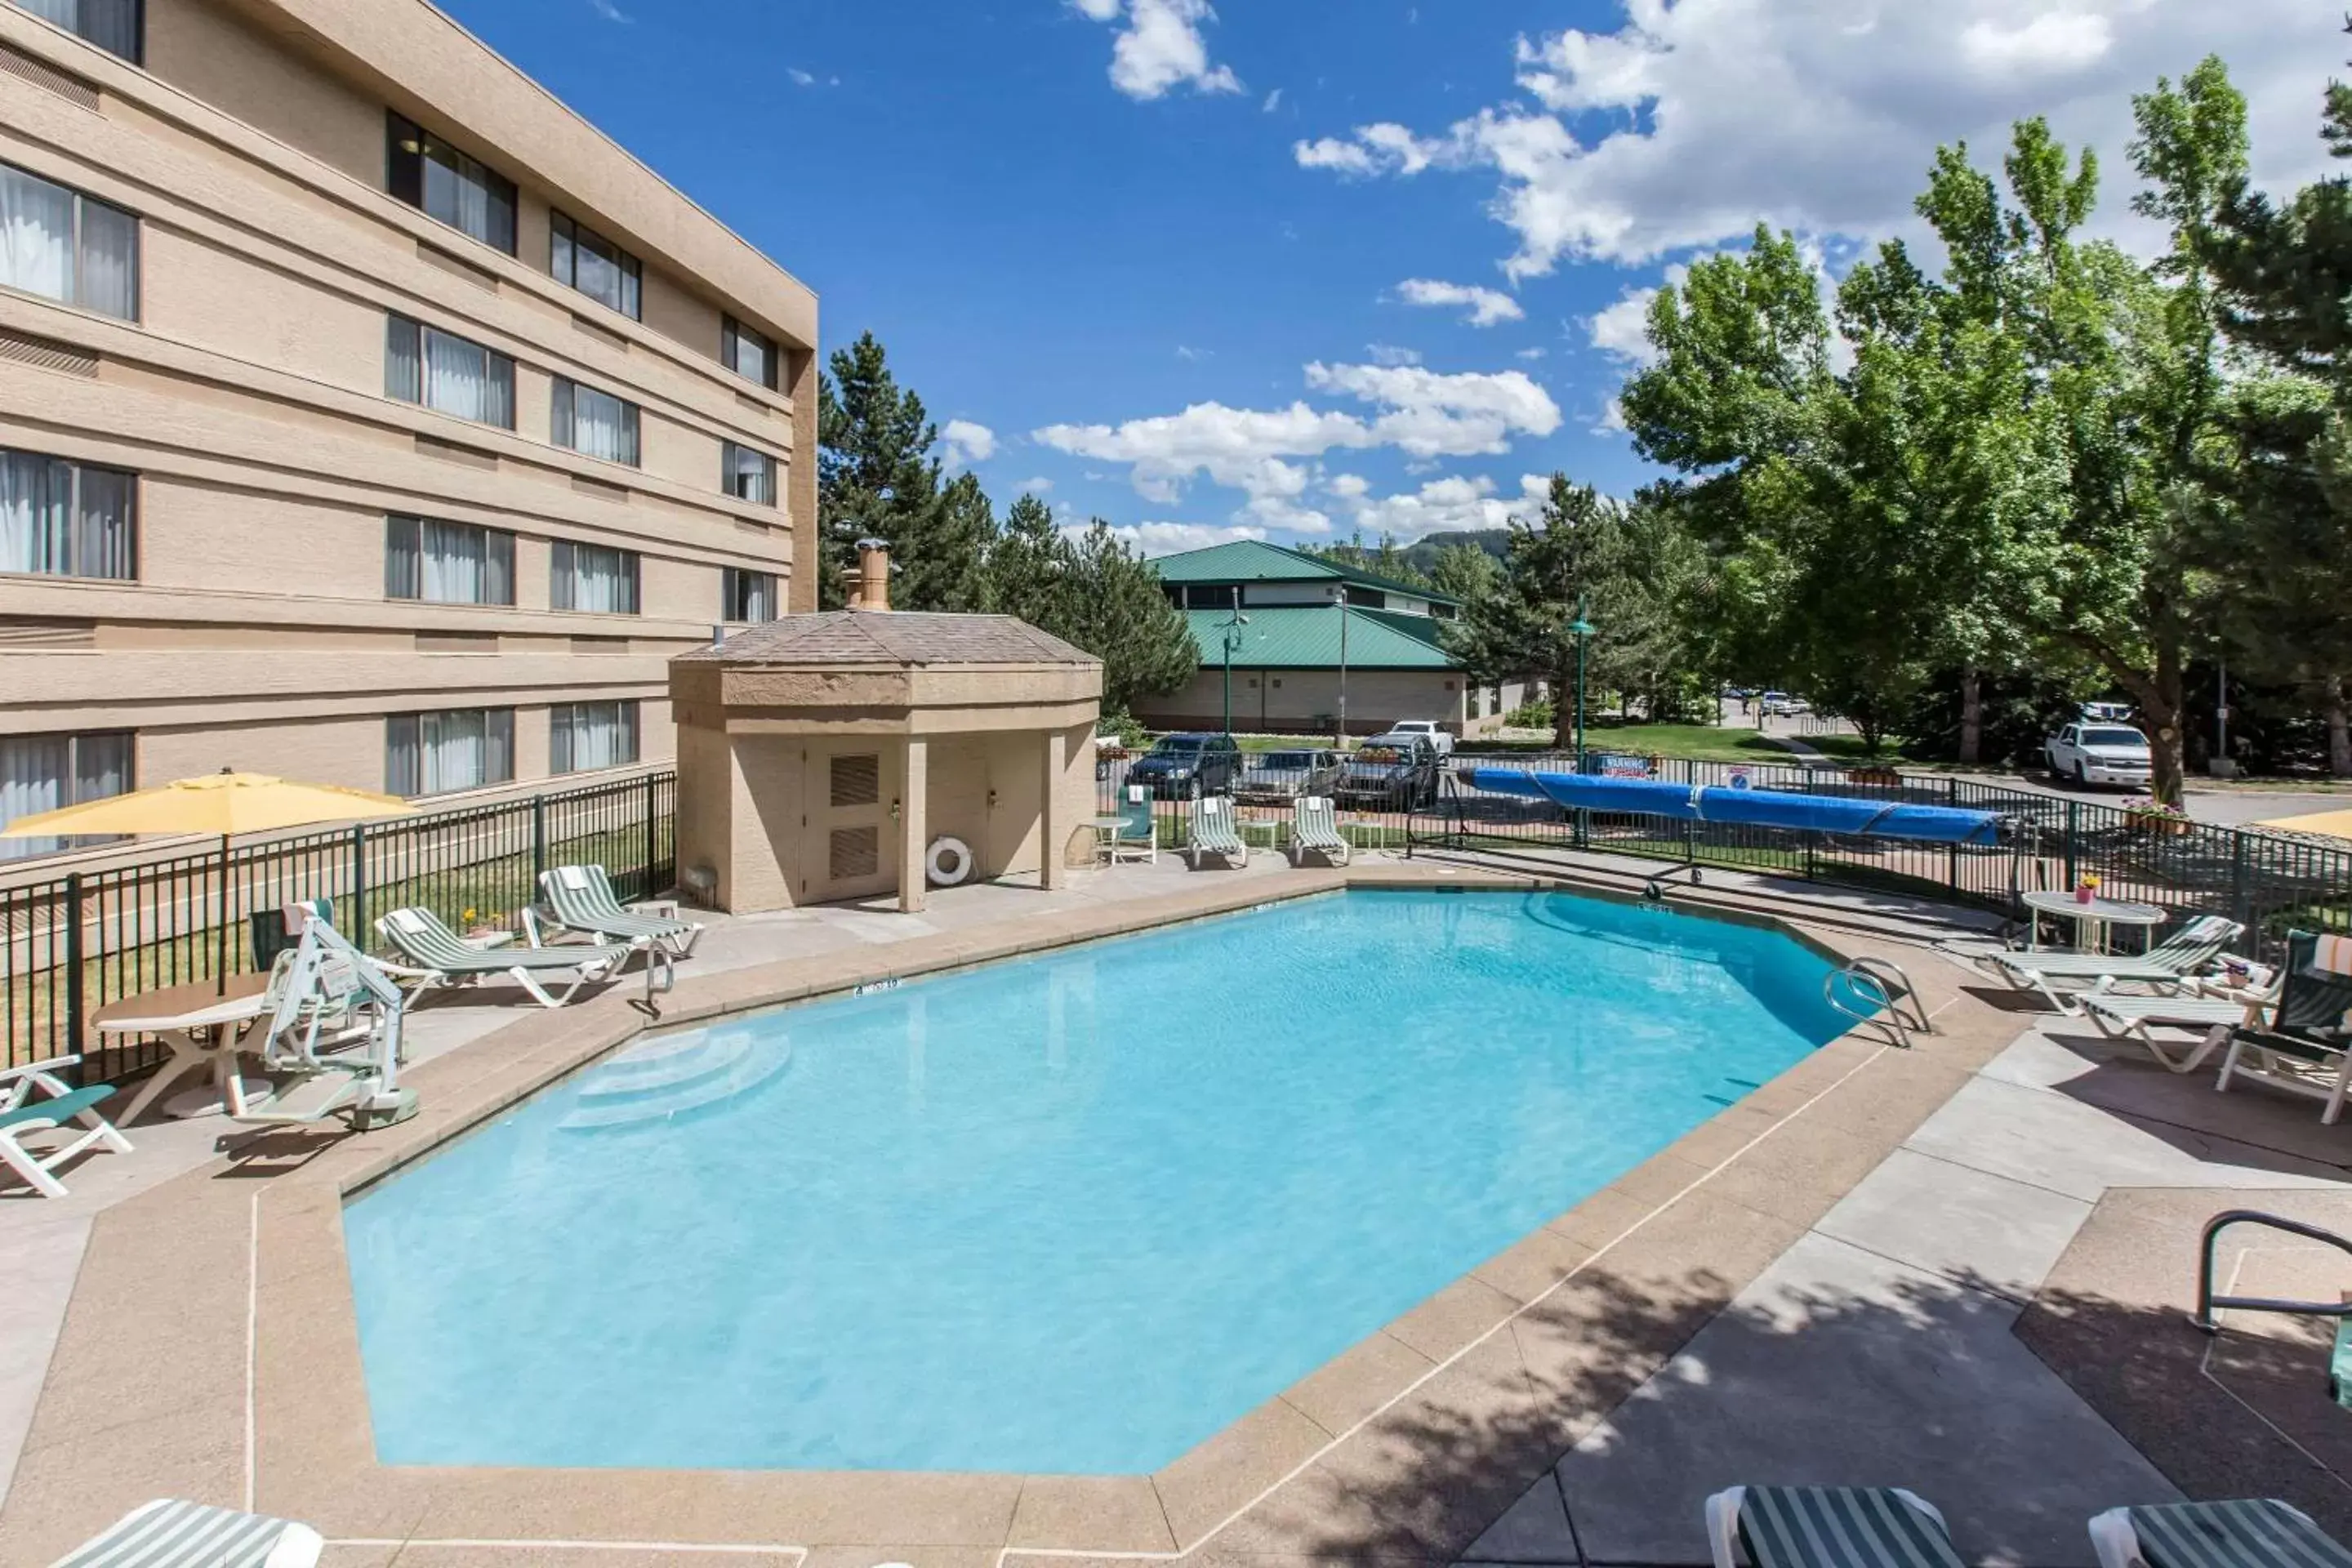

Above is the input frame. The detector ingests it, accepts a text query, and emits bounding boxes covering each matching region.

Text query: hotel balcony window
[385,708,514,798]
[721,315,776,390]
[721,440,776,506]
[550,700,639,774]
[11,0,140,61]
[551,377,640,466]
[550,212,640,319]
[721,566,777,623]
[385,515,514,605]
[0,729,132,862]
[386,112,517,255]
[1,449,135,581]
[0,162,137,319]
[385,315,514,429]
[550,540,639,614]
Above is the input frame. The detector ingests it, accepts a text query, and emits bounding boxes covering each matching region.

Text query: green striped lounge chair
[2081,978,2275,1074]
[1290,795,1351,867]
[49,1498,321,1567]
[538,864,703,958]
[1187,795,1249,870]
[1,1054,131,1200]
[2216,932,2352,1124]
[2088,1499,2352,1568]
[375,906,633,1009]
[1705,1486,1963,1568]
[1989,915,2242,1014]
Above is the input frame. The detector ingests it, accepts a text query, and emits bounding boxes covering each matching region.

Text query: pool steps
[558,1028,792,1130]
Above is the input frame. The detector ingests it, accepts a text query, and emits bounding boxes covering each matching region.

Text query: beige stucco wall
[1137,668,1472,735]
[0,0,817,835]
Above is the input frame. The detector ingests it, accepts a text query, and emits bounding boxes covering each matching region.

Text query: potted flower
[2074,871,2101,906]
[2123,797,2193,836]
[1849,762,1904,788]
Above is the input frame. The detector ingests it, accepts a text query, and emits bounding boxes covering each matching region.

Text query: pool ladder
[1824,956,1931,1048]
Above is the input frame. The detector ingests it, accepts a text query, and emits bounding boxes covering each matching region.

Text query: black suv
[1127,733,1244,799]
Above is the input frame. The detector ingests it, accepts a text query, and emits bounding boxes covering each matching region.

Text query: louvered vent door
[804,743,898,903]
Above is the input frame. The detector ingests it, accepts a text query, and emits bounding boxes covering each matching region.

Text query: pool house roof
[1148,540,1460,608]
[1181,604,1459,670]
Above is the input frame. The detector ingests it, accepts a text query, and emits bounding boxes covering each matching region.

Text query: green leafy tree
[1446,478,1630,750]
[816,332,989,612]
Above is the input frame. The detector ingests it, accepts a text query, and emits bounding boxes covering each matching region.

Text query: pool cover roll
[1459,767,2003,845]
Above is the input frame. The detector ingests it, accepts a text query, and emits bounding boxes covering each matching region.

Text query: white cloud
[1014,476,1055,495]
[1263,87,1284,114]
[941,420,998,467]
[1330,473,1552,539]
[1106,522,1269,555]
[1075,0,1241,102]
[1176,345,1214,361]
[1515,346,1548,361]
[1365,343,1423,368]
[1586,285,1659,368]
[586,0,630,20]
[1296,0,2338,274]
[787,67,814,86]
[1303,361,1562,457]
[1395,277,1526,327]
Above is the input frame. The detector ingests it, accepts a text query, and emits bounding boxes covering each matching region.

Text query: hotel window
[550,212,640,319]
[385,708,513,797]
[385,315,514,429]
[550,540,639,614]
[550,700,639,774]
[551,377,640,466]
[721,566,777,623]
[721,315,776,390]
[384,516,514,605]
[1,449,134,581]
[386,112,516,254]
[0,162,138,320]
[11,0,140,61]
[721,440,776,506]
[0,729,132,862]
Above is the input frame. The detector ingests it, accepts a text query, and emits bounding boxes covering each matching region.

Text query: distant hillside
[1395,528,1512,576]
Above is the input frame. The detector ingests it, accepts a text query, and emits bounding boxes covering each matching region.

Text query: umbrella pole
[216,831,231,996]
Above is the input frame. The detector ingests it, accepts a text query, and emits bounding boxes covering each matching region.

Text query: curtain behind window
[551,541,639,613]
[72,463,133,577]
[0,164,73,304]
[723,442,776,505]
[1,731,131,862]
[75,198,136,319]
[391,709,514,795]
[1,451,133,580]
[572,384,637,465]
[551,701,639,773]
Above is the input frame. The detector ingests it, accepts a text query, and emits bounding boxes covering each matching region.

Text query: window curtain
[568,384,637,465]
[724,318,775,389]
[724,568,776,622]
[416,326,513,428]
[552,541,638,613]
[1,451,133,580]
[723,442,776,506]
[0,163,74,305]
[73,463,133,578]
[420,519,511,604]
[75,198,136,319]
[551,701,639,774]
[1,731,130,862]
[385,515,419,599]
[385,316,421,403]
[390,709,514,796]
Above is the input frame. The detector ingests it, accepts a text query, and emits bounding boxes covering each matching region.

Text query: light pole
[1219,590,1250,735]
[1568,596,1597,762]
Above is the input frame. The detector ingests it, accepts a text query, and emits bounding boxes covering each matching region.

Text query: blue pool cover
[1459,767,2003,845]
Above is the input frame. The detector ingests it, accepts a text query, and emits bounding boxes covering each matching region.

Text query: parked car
[1757,691,1807,716]
[1334,735,1441,809]
[1236,747,1342,804]
[1382,719,1455,758]
[1091,732,1132,782]
[2046,722,2154,788]
[1126,733,1243,799]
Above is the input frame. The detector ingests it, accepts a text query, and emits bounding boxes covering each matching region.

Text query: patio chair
[375,906,635,1009]
[48,1497,322,1566]
[1,1054,132,1200]
[2215,932,2352,1123]
[2080,975,2278,1074]
[1987,915,2242,1014]
[1290,795,1351,867]
[2089,1499,2352,1568]
[536,864,703,958]
[1107,784,1157,865]
[1705,1486,1964,1568]
[1187,795,1248,870]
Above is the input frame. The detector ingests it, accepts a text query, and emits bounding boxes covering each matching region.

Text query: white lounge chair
[1,1054,133,1199]
[1989,915,2241,1013]
[1187,795,1248,869]
[537,864,702,957]
[375,906,634,1009]
[1289,795,1351,866]
[49,1497,321,1566]
[1705,1485,1965,1568]
[2089,1499,2352,1568]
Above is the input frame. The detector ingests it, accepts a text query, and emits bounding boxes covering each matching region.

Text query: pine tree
[1446,478,1630,750]
[1054,522,1198,721]
[984,494,1071,626]
[816,332,990,612]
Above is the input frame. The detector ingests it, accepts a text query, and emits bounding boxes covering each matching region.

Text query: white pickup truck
[1381,719,1455,758]
[2046,722,2154,789]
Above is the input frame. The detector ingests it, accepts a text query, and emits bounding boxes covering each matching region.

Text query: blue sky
[443,0,2337,556]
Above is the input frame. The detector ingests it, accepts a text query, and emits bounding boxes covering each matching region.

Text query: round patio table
[2021,889,2167,956]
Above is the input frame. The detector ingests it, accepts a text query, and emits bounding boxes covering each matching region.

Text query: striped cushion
[2127,1499,2352,1568]
[1738,1487,1965,1568]
[51,1499,308,1568]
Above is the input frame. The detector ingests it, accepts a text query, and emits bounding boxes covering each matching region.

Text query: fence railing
[1095,750,2352,957]
[2,770,675,1079]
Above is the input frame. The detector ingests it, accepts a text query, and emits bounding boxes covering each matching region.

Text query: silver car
[1236,747,1342,804]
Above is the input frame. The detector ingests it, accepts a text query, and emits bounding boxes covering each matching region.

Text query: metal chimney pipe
[853,537,891,612]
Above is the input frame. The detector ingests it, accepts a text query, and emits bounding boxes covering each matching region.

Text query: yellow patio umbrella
[0,768,417,989]
[2252,807,2352,842]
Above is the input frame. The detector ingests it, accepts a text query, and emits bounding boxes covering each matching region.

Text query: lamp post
[1567,596,1597,763]
[1219,591,1251,735]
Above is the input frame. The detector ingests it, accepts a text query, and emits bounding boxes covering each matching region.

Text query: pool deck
[3,851,2350,1566]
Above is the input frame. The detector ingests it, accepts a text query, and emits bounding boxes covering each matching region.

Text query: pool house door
[804,742,900,905]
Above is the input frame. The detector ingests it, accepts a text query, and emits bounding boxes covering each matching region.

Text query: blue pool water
[344,889,1848,1474]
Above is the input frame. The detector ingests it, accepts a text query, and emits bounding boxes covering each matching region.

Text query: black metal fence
[2,770,674,1080]
[1098,750,2352,957]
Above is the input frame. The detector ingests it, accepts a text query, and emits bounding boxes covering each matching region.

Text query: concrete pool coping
[0,862,2032,1563]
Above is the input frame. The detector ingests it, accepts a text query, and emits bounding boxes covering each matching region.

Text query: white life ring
[925,835,974,887]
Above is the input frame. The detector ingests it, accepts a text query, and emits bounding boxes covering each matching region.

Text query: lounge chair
[1290,795,1351,866]
[537,864,702,957]
[1705,1486,1964,1568]
[1988,915,2241,1013]
[2216,932,2352,1123]
[1187,795,1248,870]
[2089,1499,2352,1568]
[1106,784,1157,865]
[375,906,634,1009]
[49,1497,322,1566]
[2080,977,2276,1073]
[1,1054,133,1200]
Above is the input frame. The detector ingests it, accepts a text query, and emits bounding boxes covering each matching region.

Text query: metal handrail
[2191,1209,2352,1334]
[1851,955,1931,1038]
[1825,964,1911,1048]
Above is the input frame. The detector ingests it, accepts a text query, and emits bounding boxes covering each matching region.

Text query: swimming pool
[344,889,1850,1474]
